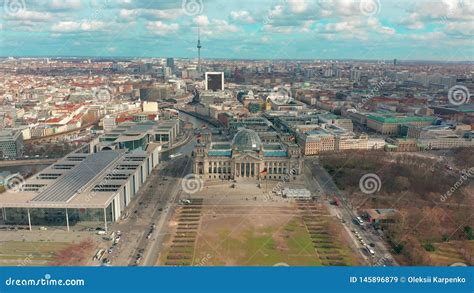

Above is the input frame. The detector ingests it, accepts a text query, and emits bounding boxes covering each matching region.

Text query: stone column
[103,208,108,232]
[27,209,32,231]
[65,208,70,232]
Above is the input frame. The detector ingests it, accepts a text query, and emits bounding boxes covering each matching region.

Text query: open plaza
[157,182,361,266]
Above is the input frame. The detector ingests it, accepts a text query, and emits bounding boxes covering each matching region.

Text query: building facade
[0,129,24,158]
[192,129,304,181]
[367,114,435,135]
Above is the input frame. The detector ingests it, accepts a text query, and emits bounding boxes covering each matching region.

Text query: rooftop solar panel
[31,151,122,203]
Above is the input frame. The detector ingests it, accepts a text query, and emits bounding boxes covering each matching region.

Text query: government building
[0,119,175,231]
[192,129,304,181]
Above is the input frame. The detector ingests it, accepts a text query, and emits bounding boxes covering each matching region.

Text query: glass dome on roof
[232,129,262,151]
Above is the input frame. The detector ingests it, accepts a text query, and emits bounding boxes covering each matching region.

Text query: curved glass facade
[232,129,262,151]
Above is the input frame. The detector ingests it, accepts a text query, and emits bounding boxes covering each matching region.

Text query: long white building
[0,122,164,231]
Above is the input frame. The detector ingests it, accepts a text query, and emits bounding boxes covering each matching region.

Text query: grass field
[159,202,359,266]
[194,217,322,266]
[0,241,70,266]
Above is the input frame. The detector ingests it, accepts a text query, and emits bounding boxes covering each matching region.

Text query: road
[141,156,192,266]
[103,140,195,266]
[102,110,212,266]
[303,164,370,265]
[306,159,398,266]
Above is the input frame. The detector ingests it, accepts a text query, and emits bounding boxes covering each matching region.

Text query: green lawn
[195,218,323,266]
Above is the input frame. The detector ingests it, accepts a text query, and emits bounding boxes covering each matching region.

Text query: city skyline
[1,0,473,61]
[0,0,473,283]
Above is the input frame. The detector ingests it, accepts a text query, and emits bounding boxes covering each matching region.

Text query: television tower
[197,27,202,73]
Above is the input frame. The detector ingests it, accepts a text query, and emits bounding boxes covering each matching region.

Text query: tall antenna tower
[197,27,202,73]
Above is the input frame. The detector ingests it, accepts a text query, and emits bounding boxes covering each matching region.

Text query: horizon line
[1,56,473,63]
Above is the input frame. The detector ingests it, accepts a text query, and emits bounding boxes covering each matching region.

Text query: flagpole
[265,175,267,194]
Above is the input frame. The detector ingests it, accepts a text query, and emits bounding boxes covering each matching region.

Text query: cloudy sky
[0,0,473,60]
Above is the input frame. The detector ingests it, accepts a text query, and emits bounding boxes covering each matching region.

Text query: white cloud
[230,11,254,24]
[318,0,362,17]
[51,21,81,32]
[5,10,54,22]
[51,21,106,32]
[262,25,293,34]
[205,19,239,35]
[398,13,425,30]
[287,0,310,14]
[118,8,182,22]
[119,9,138,21]
[145,9,182,20]
[414,0,474,22]
[407,31,445,41]
[445,21,474,37]
[315,17,395,40]
[399,0,474,31]
[146,21,179,35]
[301,20,314,32]
[47,0,82,10]
[192,16,238,36]
[268,5,284,19]
[194,15,210,26]
[367,18,396,35]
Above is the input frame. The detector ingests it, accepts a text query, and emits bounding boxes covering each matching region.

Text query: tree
[464,226,473,240]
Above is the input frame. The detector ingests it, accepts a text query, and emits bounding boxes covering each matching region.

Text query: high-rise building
[166,58,174,70]
[350,69,361,82]
[205,72,225,91]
